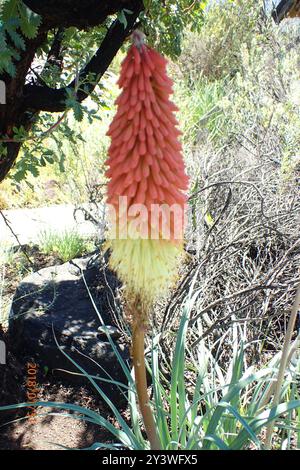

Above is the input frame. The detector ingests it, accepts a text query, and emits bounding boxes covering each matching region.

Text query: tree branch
[23,0,141,29]
[22,3,143,112]
[45,27,65,71]
[272,0,296,23]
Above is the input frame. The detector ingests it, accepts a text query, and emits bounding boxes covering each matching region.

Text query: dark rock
[0,327,25,421]
[9,253,129,407]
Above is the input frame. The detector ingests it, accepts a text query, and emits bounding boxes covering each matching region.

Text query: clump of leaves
[141,0,208,59]
[0,0,41,75]
[38,229,93,262]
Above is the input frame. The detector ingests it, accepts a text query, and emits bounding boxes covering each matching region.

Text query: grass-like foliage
[1,286,299,450]
[38,229,92,263]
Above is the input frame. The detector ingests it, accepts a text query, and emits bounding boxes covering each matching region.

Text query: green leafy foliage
[17,1,41,39]
[65,88,85,122]
[5,114,66,187]
[141,0,208,59]
[0,17,22,75]
[117,8,133,29]
[38,229,92,262]
[0,0,41,75]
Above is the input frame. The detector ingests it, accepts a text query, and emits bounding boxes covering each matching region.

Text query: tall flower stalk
[264,283,300,448]
[105,31,189,449]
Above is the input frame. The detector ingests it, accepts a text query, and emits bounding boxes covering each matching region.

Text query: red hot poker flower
[105,32,189,305]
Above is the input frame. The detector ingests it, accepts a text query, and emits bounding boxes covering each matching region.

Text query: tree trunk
[0,141,23,183]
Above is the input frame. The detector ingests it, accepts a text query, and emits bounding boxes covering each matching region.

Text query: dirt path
[0,204,104,246]
[0,413,110,450]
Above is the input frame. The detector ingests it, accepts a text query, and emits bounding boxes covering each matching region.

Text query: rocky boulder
[9,253,129,406]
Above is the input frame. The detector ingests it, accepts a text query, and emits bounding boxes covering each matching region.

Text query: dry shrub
[175,0,261,82]
[158,9,300,360]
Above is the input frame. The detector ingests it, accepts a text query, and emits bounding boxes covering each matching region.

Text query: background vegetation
[0,0,300,450]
